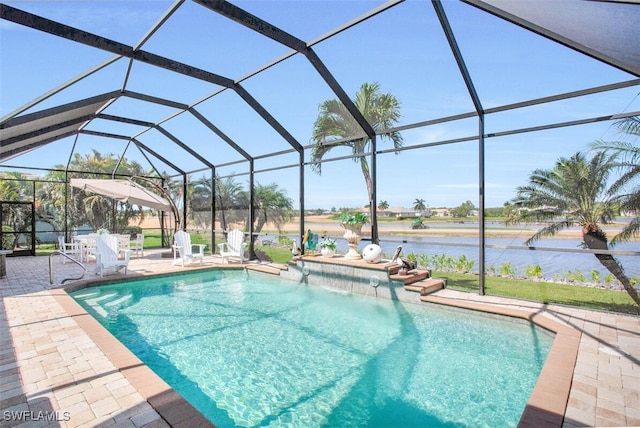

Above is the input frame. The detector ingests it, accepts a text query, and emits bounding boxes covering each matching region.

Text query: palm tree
[250,182,294,234]
[509,151,640,306]
[214,176,244,232]
[310,82,403,215]
[378,200,390,210]
[590,116,640,244]
[413,198,426,211]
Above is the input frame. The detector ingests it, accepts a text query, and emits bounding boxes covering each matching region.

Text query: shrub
[525,265,543,278]
[454,255,474,273]
[499,262,516,277]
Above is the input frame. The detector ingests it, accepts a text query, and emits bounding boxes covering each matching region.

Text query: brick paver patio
[1,249,638,427]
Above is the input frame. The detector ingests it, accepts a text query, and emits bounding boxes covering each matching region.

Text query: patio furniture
[58,235,82,263]
[95,234,131,277]
[173,230,206,267]
[113,234,130,258]
[217,229,247,264]
[74,234,98,262]
[130,234,144,257]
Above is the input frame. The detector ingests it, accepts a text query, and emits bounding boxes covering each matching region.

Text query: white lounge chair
[95,234,131,277]
[173,230,206,267]
[58,235,82,263]
[130,233,144,257]
[217,229,247,264]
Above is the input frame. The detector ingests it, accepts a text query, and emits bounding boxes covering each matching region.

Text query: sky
[1,0,639,210]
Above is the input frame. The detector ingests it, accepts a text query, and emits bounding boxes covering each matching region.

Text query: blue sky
[1,0,639,210]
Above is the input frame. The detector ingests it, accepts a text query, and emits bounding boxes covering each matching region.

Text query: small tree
[451,200,476,218]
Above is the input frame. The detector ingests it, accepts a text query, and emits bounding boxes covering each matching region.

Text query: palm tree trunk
[584,231,640,306]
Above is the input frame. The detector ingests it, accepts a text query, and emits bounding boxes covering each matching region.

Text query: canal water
[279,221,639,282]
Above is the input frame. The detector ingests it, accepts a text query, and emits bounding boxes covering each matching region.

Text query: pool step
[404,277,446,295]
[389,268,430,285]
[245,263,288,276]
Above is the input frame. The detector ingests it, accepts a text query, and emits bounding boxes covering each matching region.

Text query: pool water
[71,270,554,427]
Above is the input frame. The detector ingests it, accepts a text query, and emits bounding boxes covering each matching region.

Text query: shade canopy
[69,178,173,212]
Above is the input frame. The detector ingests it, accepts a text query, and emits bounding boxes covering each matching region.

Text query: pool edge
[50,288,215,428]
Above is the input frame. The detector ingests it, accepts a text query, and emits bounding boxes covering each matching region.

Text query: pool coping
[59,266,580,428]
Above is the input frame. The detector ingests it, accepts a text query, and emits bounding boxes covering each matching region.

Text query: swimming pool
[71,270,554,427]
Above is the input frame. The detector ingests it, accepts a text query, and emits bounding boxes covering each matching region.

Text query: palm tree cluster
[191,176,294,235]
[38,151,147,233]
[509,118,640,305]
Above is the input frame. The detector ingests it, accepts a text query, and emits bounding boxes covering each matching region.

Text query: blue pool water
[71,270,554,427]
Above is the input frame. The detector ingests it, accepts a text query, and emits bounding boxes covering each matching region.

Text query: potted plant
[319,238,337,257]
[338,212,368,260]
[338,212,369,226]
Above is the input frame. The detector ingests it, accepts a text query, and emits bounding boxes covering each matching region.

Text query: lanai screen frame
[1,0,639,294]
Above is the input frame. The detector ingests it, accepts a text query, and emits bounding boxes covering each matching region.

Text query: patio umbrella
[69,178,172,212]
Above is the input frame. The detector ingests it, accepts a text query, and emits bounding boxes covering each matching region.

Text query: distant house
[430,208,450,217]
[377,207,432,219]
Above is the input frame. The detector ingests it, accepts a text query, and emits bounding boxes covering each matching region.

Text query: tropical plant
[413,198,427,211]
[499,262,516,277]
[590,116,640,245]
[39,150,148,232]
[453,255,475,273]
[377,200,389,210]
[213,175,245,232]
[310,82,403,222]
[525,265,543,278]
[248,182,294,234]
[508,151,640,306]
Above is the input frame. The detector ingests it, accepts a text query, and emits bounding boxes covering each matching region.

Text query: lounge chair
[173,230,206,267]
[95,234,131,277]
[217,229,247,264]
[130,233,144,257]
[58,235,82,263]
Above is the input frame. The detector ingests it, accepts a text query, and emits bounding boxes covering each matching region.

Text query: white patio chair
[95,234,131,277]
[114,234,130,253]
[130,233,144,257]
[217,229,247,264]
[58,235,82,263]
[173,230,206,267]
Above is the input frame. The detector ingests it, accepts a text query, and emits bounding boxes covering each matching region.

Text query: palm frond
[524,220,573,246]
[614,116,640,136]
[610,217,640,247]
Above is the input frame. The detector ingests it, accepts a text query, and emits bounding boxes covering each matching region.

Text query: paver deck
[1,249,638,427]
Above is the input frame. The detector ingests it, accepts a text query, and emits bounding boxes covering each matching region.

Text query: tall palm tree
[413,198,427,211]
[378,200,389,210]
[509,151,640,306]
[310,82,403,213]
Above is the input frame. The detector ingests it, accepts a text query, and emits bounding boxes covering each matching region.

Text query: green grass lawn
[438,271,640,315]
[36,232,639,315]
